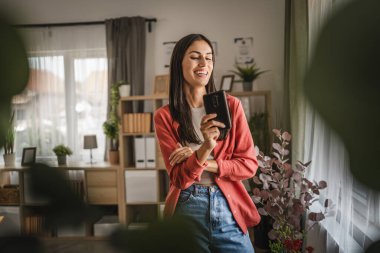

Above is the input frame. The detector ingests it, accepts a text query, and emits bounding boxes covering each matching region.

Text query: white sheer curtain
[304,0,380,252]
[13,26,108,163]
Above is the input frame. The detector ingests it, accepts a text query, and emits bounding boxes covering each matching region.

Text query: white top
[187,106,215,185]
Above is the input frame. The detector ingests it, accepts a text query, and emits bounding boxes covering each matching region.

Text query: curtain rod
[14,18,157,32]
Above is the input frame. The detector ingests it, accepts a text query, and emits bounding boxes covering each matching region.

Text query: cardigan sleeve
[154,108,208,190]
[215,100,258,181]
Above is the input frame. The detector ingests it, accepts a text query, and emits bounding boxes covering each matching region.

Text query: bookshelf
[118,94,168,227]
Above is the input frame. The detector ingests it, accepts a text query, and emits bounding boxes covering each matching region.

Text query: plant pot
[57,155,67,165]
[243,81,253,91]
[119,84,131,97]
[3,153,15,167]
[253,215,272,250]
[108,150,119,165]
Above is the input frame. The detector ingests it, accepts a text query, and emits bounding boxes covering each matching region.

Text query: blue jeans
[175,184,255,253]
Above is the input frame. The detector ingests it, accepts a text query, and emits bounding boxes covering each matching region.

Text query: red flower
[284,239,302,251]
[293,239,302,251]
[284,239,293,250]
[306,246,314,253]
[284,239,303,251]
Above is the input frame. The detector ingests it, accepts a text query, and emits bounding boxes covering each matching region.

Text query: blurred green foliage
[304,0,380,251]
[110,216,198,253]
[304,0,380,191]
[0,13,29,149]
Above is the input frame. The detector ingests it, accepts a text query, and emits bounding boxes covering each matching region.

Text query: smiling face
[182,40,214,89]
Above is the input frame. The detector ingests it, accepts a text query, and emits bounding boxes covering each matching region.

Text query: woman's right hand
[169,143,193,166]
[200,113,225,150]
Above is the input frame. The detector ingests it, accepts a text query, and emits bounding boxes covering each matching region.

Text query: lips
[194,70,208,77]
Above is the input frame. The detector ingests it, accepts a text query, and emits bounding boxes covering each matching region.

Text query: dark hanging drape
[105,16,146,110]
[104,16,146,160]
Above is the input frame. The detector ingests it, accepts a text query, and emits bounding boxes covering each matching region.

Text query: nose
[198,57,206,67]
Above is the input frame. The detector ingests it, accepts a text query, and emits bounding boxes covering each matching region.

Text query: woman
[154,34,260,253]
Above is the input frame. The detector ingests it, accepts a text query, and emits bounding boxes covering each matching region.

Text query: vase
[243,81,253,91]
[57,155,67,165]
[253,215,272,250]
[119,84,131,97]
[3,153,15,167]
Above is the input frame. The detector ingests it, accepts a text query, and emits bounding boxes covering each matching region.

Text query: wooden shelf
[123,167,158,171]
[118,94,168,225]
[120,94,168,101]
[228,90,270,97]
[125,202,159,205]
[122,132,155,137]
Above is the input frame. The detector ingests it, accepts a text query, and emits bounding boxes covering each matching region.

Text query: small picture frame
[154,75,170,95]
[220,75,235,91]
[21,147,37,166]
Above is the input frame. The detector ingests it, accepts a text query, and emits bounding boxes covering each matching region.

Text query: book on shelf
[134,137,146,168]
[145,137,156,168]
[25,215,49,236]
[144,113,152,133]
[133,136,156,168]
[123,113,152,133]
[68,179,85,200]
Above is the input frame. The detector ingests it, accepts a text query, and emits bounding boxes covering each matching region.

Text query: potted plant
[3,112,15,166]
[103,81,123,165]
[118,81,131,97]
[53,144,73,165]
[230,62,268,91]
[251,129,333,253]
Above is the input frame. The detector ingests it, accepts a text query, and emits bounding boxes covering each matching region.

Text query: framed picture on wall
[21,147,37,166]
[154,75,170,95]
[220,75,234,91]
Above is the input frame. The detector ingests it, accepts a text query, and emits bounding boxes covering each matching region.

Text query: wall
[0,0,286,126]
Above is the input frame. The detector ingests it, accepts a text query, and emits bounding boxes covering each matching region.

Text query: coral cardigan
[153,94,260,233]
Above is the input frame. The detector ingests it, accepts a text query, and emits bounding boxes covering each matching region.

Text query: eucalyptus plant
[252,129,334,253]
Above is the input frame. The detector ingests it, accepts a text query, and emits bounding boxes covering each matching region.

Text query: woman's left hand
[169,143,193,166]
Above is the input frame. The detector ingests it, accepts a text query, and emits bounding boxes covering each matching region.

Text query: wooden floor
[42,238,123,253]
[41,238,270,253]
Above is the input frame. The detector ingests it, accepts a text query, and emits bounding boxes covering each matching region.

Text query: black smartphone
[203,90,232,129]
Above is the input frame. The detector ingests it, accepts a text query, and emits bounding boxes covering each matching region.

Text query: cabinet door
[86,171,117,204]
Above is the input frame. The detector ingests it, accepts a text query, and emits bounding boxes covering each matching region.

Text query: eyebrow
[188,50,213,55]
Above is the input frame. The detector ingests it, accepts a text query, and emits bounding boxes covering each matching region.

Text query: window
[13,50,107,162]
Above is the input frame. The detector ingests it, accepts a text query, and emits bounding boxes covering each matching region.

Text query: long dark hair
[169,34,229,144]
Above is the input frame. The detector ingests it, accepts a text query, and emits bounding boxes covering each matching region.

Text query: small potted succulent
[230,62,268,91]
[52,144,73,165]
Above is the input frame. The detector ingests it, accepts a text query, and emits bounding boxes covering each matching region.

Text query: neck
[184,85,206,108]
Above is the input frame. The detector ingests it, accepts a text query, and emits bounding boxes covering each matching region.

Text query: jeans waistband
[186,184,219,195]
